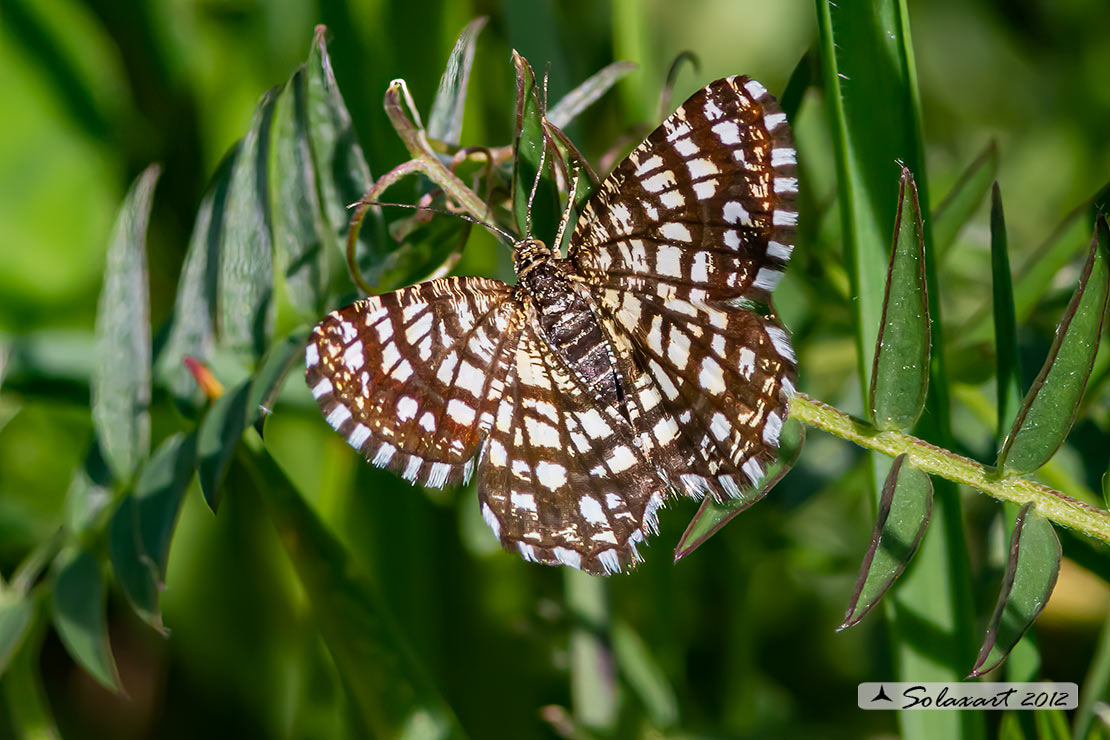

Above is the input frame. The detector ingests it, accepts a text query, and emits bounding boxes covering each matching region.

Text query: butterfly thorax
[515,240,624,412]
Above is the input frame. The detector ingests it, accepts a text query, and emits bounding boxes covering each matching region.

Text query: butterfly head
[512,237,552,278]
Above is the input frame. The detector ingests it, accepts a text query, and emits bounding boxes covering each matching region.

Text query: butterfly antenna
[360,199,517,246]
[524,66,553,239]
[554,164,580,253]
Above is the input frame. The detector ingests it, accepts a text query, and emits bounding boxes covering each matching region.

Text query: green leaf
[155,151,235,407]
[0,595,34,676]
[270,66,330,318]
[565,570,617,732]
[1074,611,1110,740]
[375,212,471,292]
[546,61,637,129]
[248,328,310,436]
[990,182,1023,446]
[92,164,159,482]
[840,454,933,630]
[109,432,196,630]
[64,442,114,535]
[305,26,374,248]
[869,168,931,431]
[510,51,558,241]
[238,431,466,739]
[50,549,120,692]
[196,378,251,513]
[673,418,804,561]
[997,218,1110,475]
[427,17,487,146]
[218,87,277,365]
[932,141,998,259]
[970,504,1061,677]
[611,620,679,729]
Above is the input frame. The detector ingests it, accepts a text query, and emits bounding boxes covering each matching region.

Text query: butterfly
[306,75,797,575]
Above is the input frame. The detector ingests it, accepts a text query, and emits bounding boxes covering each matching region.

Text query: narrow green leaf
[50,549,121,692]
[611,620,679,729]
[932,141,998,259]
[869,168,931,431]
[510,51,558,241]
[998,218,1110,475]
[270,66,330,318]
[196,378,251,512]
[970,504,1061,677]
[0,596,34,676]
[92,164,159,481]
[565,570,617,732]
[3,613,60,737]
[427,17,488,146]
[991,182,1023,446]
[547,61,637,129]
[155,151,236,406]
[673,418,804,561]
[305,26,374,245]
[218,87,278,365]
[1074,611,1110,740]
[375,214,471,292]
[110,432,196,630]
[840,454,934,630]
[238,432,466,739]
[248,329,310,436]
[1034,709,1071,740]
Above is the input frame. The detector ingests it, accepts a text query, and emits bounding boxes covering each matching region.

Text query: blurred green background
[2,0,1110,738]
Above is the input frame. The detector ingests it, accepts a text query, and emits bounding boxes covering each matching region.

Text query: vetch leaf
[970,503,1061,677]
[92,164,159,482]
[0,594,34,676]
[840,454,934,630]
[674,418,804,561]
[155,152,235,406]
[110,432,196,630]
[997,217,1110,475]
[869,167,930,432]
[546,61,637,129]
[510,51,558,241]
[427,17,487,146]
[270,65,330,318]
[238,431,466,739]
[932,141,998,259]
[218,87,278,365]
[990,182,1023,444]
[51,549,121,693]
[197,378,251,513]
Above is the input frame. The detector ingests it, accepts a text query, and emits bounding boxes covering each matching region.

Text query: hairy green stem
[788,392,1110,542]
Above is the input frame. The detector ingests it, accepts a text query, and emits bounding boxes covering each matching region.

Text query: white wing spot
[312,378,333,399]
[305,344,319,367]
[419,412,436,432]
[724,201,752,225]
[656,244,682,277]
[763,411,783,446]
[699,357,727,395]
[579,495,607,525]
[511,491,538,511]
[607,445,636,473]
[396,396,418,421]
[447,399,476,426]
[347,424,371,449]
[326,403,351,429]
[771,148,796,167]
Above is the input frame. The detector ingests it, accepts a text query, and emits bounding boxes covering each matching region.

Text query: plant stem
[788,392,1110,542]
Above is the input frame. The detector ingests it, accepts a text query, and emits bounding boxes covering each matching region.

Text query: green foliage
[2,2,1110,738]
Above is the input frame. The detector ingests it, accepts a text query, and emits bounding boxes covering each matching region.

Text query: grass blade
[427,17,488,146]
[970,503,1061,677]
[870,168,931,431]
[565,570,617,733]
[673,418,804,561]
[218,87,277,365]
[547,61,637,129]
[612,620,679,729]
[817,3,979,737]
[51,549,120,692]
[1074,612,1110,740]
[840,454,933,630]
[998,218,1110,475]
[92,164,159,482]
[991,182,1023,444]
[238,431,466,739]
[932,141,998,259]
